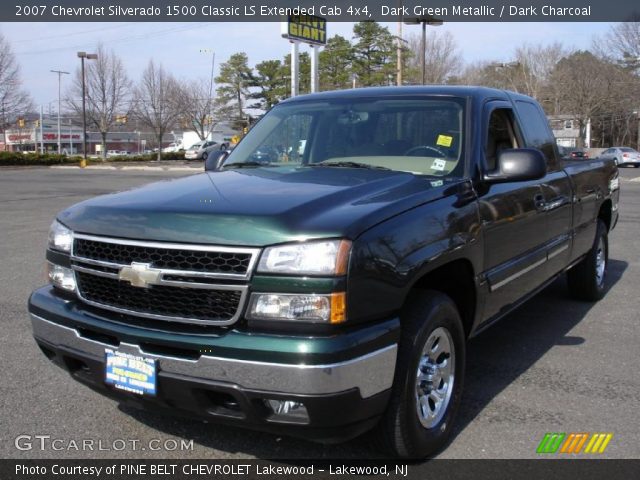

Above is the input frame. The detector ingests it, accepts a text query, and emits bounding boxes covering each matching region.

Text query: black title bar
[5,1,640,22]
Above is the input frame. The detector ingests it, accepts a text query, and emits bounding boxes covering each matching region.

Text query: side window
[515,100,556,168]
[485,108,520,171]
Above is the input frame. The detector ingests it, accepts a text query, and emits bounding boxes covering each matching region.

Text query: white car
[600,147,640,167]
[162,142,183,153]
[184,140,227,160]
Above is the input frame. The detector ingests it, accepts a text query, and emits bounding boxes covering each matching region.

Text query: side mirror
[484,148,546,184]
[204,150,229,172]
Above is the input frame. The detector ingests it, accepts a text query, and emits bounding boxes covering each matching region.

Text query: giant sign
[281,14,326,45]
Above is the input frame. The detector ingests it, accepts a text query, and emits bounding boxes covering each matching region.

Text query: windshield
[224,96,466,177]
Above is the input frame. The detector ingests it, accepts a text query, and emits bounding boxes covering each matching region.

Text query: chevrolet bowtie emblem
[118,262,162,288]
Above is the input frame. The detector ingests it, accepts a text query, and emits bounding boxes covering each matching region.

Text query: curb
[50,165,201,172]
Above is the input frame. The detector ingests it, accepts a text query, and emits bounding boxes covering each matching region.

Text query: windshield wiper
[311,161,391,170]
[222,162,274,169]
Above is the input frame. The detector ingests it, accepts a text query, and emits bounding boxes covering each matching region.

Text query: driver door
[478,101,549,321]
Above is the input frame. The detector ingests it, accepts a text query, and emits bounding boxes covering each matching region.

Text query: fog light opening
[264,399,310,424]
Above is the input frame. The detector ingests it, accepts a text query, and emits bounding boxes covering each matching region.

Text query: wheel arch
[406,259,477,338]
[599,199,612,232]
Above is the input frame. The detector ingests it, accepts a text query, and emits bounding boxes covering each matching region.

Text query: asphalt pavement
[1,167,639,459]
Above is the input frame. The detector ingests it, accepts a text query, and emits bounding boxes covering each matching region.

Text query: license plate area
[105,349,157,396]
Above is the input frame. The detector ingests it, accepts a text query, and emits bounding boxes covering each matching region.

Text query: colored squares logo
[537,433,613,454]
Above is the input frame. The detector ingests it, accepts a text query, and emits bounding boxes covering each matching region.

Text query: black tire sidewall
[392,293,466,457]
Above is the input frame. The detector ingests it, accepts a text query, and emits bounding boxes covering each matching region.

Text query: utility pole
[1,101,5,151]
[404,15,443,85]
[77,52,98,160]
[39,105,44,154]
[50,70,69,154]
[397,20,403,86]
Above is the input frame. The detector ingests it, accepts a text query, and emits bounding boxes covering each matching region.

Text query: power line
[16,23,208,56]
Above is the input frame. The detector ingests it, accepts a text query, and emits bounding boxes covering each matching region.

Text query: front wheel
[375,291,465,458]
[567,219,608,301]
[202,152,208,161]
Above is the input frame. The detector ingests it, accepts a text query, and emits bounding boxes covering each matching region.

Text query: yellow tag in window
[436,134,453,147]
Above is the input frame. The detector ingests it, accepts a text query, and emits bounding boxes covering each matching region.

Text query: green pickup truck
[30,86,619,458]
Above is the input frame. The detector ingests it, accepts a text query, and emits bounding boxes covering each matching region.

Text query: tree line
[2,21,640,158]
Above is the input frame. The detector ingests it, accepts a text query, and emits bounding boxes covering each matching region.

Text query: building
[3,120,176,155]
[4,120,84,154]
[549,114,591,148]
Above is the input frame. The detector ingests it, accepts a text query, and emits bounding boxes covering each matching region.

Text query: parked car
[184,140,228,160]
[162,142,183,153]
[600,146,640,167]
[557,146,589,160]
[30,86,619,459]
[105,150,121,158]
[568,149,589,160]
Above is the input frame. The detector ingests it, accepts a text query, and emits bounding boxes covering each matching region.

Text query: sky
[0,21,615,107]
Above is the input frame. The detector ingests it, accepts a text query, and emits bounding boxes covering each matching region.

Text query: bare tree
[0,33,33,131]
[174,78,219,142]
[406,31,463,84]
[602,21,640,70]
[67,44,131,159]
[550,51,622,147]
[134,60,181,161]
[513,42,567,99]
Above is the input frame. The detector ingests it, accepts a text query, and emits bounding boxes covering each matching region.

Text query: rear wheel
[375,290,465,458]
[567,219,608,301]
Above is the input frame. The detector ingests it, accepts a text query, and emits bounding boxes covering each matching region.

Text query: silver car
[184,140,227,160]
[600,147,640,167]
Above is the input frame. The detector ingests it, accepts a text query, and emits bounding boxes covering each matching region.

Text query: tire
[202,152,208,161]
[567,219,608,301]
[375,290,465,458]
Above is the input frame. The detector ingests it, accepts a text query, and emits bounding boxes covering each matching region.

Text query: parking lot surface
[1,167,639,459]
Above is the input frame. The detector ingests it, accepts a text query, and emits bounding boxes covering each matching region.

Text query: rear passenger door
[478,101,549,320]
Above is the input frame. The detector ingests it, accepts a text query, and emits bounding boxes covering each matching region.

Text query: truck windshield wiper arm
[311,161,392,170]
[222,162,275,169]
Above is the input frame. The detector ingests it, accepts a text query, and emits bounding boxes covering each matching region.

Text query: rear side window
[620,147,635,153]
[514,100,556,169]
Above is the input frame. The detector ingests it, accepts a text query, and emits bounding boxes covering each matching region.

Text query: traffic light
[243,127,248,135]
[18,118,25,128]
[34,120,40,128]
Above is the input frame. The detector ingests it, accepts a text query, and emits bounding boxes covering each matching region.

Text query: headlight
[257,239,351,275]
[48,220,73,253]
[46,263,76,292]
[247,293,346,324]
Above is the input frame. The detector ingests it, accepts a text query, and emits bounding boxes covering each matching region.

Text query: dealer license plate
[105,349,157,396]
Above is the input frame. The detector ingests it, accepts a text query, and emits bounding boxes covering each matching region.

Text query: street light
[404,15,443,85]
[77,51,98,160]
[50,70,69,154]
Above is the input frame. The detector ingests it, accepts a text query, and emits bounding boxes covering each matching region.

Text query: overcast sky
[0,21,613,107]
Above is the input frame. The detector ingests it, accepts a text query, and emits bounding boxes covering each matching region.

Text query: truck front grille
[76,272,243,324]
[70,234,259,326]
[74,238,252,276]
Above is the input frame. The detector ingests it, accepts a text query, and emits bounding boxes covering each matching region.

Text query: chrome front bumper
[30,314,397,398]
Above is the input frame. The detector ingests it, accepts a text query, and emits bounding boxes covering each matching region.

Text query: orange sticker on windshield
[436,135,453,147]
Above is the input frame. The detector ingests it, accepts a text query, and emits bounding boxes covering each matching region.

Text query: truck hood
[59,167,451,246]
